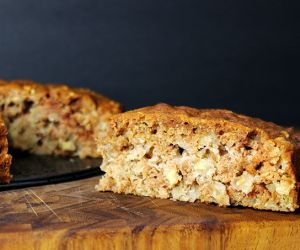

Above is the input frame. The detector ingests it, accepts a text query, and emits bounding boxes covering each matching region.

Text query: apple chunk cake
[0,80,122,159]
[96,103,300,212]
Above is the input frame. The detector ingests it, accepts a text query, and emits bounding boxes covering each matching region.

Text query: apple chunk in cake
[96,103,300,212]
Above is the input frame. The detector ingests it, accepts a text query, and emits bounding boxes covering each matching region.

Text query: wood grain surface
[0,176,300,250]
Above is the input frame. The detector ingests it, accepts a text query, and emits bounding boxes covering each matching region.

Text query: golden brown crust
[113,103,289,140]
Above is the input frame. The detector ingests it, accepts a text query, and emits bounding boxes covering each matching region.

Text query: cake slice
[96,103,300,212]
[0,115,12,183]
[0,80,122,159]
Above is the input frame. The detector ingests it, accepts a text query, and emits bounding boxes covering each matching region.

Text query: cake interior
[97,118,298,212]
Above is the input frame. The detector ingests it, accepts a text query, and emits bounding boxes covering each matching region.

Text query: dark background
[0,1,299,126]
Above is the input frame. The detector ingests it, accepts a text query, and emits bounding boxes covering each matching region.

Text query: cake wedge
[96,103,300,212]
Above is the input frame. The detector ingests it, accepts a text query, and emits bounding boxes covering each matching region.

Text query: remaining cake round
[96,103,300,212]
[0,80,122,161]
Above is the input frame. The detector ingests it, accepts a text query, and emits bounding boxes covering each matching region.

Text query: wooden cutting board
[0,176,300,250]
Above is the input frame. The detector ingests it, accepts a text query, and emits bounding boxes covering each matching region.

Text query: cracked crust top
[112,103,292,141]
[0,80,122,115]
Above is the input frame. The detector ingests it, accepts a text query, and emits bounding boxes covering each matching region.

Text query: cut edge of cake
[0,115,12,183]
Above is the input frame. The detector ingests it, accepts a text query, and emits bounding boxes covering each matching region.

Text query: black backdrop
[0,1,299,125]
